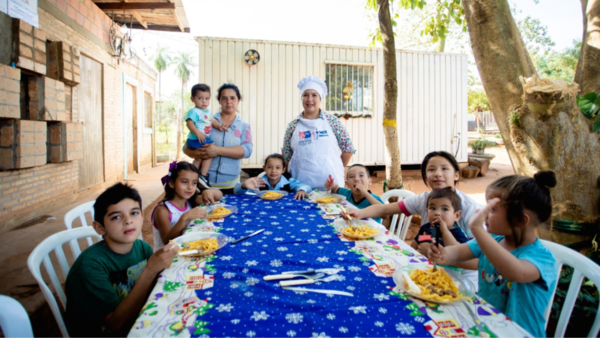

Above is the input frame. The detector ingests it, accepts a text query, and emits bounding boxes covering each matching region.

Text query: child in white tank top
[152,162,206,251]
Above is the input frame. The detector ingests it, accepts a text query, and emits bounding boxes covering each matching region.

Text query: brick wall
[0,64,20,119]
[46,0,112,45]
[0,161,78,232]
[0,5,157,231]
[13,20,47,76]
[0,120,47,169]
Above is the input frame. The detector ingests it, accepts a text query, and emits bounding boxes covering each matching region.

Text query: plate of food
[172,232,229,256]
[333,218,383,239]
[206,204,237,220]
[310,192,347,204]
[256,190,289,200]
[392,264,475,304]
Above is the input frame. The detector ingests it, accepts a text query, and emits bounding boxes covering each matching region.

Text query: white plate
[309,192,347,204]
[392,264,475,304]
[173,232,229,256]
[206,204,238,219]
[333,218,384,239]
[255,190,289,200]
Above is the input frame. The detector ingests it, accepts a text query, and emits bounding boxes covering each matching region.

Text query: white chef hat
[297,76,328,99]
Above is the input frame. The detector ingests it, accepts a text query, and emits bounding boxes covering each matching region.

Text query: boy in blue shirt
[65,183,177,337]
[325,164,384,223]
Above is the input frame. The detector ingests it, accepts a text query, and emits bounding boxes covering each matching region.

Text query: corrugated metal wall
[197,37,468,168]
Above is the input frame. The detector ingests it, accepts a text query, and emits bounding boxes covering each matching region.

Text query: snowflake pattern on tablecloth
[131,194,529,338]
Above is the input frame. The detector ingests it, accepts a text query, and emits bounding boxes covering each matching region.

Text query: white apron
[288,117,345,190]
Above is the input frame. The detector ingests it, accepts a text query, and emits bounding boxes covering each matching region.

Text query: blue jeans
[185,137,214,150]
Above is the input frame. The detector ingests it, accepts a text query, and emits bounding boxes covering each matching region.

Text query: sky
[130,0,583,100]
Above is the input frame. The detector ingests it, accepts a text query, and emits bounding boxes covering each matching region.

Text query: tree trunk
[176,82,183,160]
[462,0,600,230]
[574,0,600,94]
[377,0,403,190]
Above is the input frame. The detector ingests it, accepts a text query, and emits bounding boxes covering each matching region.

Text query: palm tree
[171,51,196,159]
[149,44,171,144]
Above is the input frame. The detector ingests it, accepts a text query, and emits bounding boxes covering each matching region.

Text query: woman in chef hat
[282,76,356,190]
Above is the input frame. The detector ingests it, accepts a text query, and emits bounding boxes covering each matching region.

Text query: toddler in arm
[185,83,228,188]
[428,171,558,338]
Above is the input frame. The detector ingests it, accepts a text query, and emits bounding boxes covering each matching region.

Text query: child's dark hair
[94,183,142,226]
[427,187,462,212]
[346,164,370,179]
[217,83,242,100]
[421,151,460,186]
[488,171,557,246]
[191,84,210,98]
[264,153,286,167]
[161,161,200,207]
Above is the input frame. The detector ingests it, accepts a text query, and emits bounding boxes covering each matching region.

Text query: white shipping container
[196,37,468,168]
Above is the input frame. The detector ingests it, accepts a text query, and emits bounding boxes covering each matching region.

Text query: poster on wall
[8,0,38,27]
[0,0,7,14]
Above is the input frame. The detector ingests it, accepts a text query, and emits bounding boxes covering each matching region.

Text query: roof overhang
[92,0,190,33]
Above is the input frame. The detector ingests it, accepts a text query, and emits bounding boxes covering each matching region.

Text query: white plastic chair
[64,200,95,254]
[0,295,33,337]
[27,226,102,337]
[542,239,600,337]
[380,189,416,241]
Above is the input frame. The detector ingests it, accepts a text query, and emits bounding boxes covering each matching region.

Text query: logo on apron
[298,129,329,146]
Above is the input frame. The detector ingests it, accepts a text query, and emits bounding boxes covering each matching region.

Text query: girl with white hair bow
[282,76,356,190]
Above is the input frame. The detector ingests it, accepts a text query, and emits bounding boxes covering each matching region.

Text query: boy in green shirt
[65,183,177,337]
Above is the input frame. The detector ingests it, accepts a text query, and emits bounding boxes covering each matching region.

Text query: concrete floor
[0,145,515,336]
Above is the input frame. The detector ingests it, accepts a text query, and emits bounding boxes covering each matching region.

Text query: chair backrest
[380,189,416,240]
[0,295,33,337]
[541,239,600,337]
[64,201,95,252]
[27,226,102,337]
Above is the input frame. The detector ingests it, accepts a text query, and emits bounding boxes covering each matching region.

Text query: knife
[282,286,354,297]
[231,229,265,244]
[281,268,341,275]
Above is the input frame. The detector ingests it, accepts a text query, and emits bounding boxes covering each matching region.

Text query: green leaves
[577,92,600,132]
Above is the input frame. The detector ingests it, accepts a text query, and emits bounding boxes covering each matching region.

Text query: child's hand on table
[201,189,221,205]
[147,242,178,274]
[183,206,206,221]
[417,242,431,256]
[428,239,447,265]
[294,190,308,200]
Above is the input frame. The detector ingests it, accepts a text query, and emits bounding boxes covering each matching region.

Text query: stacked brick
[47,41,80,86]
[28,76,66,121]
[0,65,20,119]
[0,120,47,169]
[47,122,83,163]
[12,20,47,76]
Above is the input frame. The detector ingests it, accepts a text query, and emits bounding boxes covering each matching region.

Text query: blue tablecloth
[131,194,432,337]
